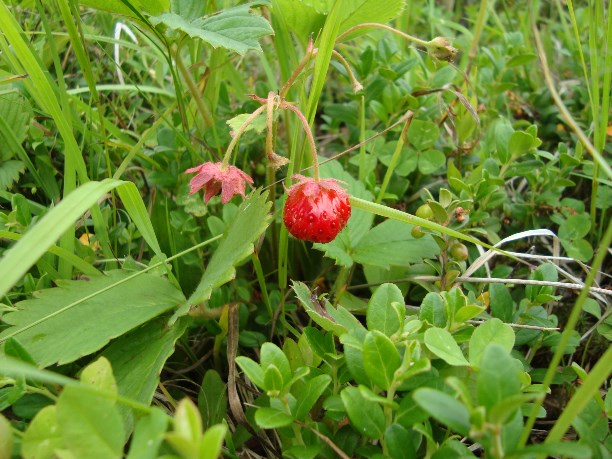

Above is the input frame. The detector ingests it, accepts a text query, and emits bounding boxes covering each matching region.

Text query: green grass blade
[544,345,612,447]
[0,1,114,272]
[0,231,99,277]
[115,183,163,257]
[0,179,165,298]
[0,180,121,298]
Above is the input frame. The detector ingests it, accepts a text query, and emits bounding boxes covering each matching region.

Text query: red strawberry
[283,174,351,243]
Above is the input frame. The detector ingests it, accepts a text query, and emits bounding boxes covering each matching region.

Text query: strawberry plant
[0,0,611,458]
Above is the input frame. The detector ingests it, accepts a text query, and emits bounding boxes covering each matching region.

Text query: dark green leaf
[341,386,385,439]
[352,220,439,269]
[197,370,227,429]
[413,388,470,435]
[363,331,401,390]
[366,283,404,336]
[477,344,522,410]
[292,374,331,420]
[420,293,446,327]
[489,283,514,323]
[385,423,418,459]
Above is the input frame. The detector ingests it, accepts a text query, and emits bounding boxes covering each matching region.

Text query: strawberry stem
[279,37,317,98]
[222,104,267,168]
[331,50,363,93]
[266,91,275,159]
[336,22,430,47]
[283,102,320,181]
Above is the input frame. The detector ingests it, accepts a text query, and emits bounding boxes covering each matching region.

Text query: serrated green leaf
[352,220,439,269]
[171,190,271,324]
[0,160,25,190]
[424,328,469,366]
[80,0,169,16]
[0,91,32,161]
[339,0,405,33]
[150,4,273,55]
[171,0,206,21]
[0,270,185,368]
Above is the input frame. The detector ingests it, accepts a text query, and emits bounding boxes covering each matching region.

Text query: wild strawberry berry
[283,174,351,243]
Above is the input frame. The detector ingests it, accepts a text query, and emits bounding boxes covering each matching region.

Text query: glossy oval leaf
[363,331,401,390]
[424,328,469,367]
[340,386,385,439]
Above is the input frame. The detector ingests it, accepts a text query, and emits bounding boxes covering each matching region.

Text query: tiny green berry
[416,204,434,220]
[449,242,469,261]
[411,226,425,239]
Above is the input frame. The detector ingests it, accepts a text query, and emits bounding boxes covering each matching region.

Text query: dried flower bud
[426,37,459,63]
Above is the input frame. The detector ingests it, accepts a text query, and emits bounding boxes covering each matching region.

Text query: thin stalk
[544,346,612,449]
[465,0,491,76]
[518,221,612,446]
[350,197,511,255]
[175,49,214,128]
[251,253,273,320]
[221,105,267,166]
[531,1,612,179]
[279,38,316,98]
[331,50,363,92]
[376,112,414,203]
[336,22,430,47]
[282,103,320,181]
[358,95,367,182]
